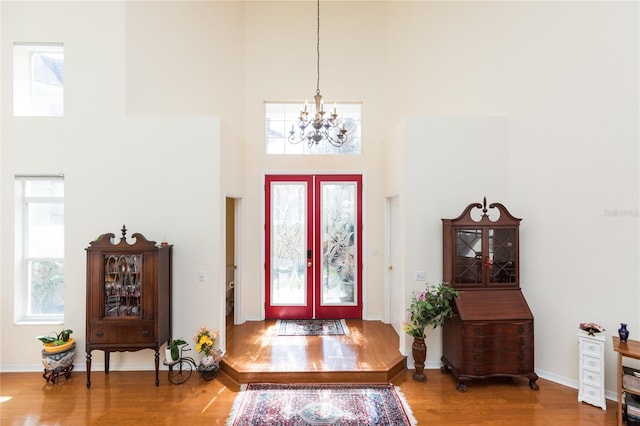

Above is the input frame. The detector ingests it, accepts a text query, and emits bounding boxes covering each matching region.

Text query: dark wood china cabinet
[441,198,538,392]
[85,226,172,388]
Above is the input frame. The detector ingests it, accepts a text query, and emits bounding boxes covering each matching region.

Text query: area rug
[226,383,416,425]
[276,319,349,336]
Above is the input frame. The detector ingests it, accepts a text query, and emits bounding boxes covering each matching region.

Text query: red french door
[265,174,362,319]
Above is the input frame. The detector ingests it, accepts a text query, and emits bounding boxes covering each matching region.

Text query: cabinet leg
[456,382,467,393]
[86,352,92,389]
[528,373,539,390]
[104,351,110,374]
[155,350,160,386]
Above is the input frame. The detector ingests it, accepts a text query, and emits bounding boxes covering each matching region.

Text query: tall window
[15,176,65,322]
[265,102,362,155]
[13,42,64,117]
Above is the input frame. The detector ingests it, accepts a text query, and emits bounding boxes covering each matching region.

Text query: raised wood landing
[220,319,407,385]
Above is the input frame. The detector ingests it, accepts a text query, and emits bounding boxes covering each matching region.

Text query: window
[15,176,65,323]
[13,42,64,117]
[266,102,362,154]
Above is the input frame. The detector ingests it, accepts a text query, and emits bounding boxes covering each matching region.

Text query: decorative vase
[618,323,630,343]
[411,337,427,382]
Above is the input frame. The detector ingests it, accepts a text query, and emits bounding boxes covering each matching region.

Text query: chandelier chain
[316,0,320,95]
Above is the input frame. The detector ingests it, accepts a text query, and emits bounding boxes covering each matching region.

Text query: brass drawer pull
[141,330,149,337]
[95,331,104,337]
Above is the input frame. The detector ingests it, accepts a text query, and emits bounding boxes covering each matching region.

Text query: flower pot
[165,348,174,363]
[42,337,75,354]
[41,343,76,383]
[198,356,219,381]
[412,337,427,382]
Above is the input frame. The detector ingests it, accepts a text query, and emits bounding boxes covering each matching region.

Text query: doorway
[265,174,363,319]
[225,197,239,327]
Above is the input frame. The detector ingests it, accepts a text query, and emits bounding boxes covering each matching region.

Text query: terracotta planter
[412,337,427,382]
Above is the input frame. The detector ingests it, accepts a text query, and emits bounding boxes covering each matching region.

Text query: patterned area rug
[226,383,416,425]
[276,319,349,336]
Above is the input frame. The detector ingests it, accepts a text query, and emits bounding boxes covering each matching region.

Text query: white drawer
[580,383,603,401]
[580,339,602,358]
[581,368,602,386]
[582,354,603,372]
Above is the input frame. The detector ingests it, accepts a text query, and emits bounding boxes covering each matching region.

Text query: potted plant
[166,338,187,362]
[37,328,74,352]
[36,328,76,383]
[402,282,459,382]
[193,326,223,380]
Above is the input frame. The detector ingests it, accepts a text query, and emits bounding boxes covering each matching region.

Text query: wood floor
[1,319,618,425]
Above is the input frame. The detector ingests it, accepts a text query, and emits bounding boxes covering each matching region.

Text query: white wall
[1,0,638,401]
[386,1,639,396]
[1,1,224,371]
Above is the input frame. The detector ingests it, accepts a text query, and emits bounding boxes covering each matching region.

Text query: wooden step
[222,319,407,385]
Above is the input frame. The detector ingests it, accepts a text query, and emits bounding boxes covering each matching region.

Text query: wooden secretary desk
[440,198,538,392]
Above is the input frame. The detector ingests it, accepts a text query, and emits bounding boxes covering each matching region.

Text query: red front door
[265,174,362,319]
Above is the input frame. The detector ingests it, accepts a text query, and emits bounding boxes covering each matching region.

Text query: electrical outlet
[198,271,205,282]
[415,271,426,281]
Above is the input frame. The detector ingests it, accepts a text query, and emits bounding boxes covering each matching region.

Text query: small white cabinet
[578,330,606,410]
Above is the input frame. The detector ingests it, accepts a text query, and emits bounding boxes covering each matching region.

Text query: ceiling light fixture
[288,0,347,149]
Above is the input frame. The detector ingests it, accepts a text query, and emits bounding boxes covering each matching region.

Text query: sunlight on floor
[0,396,12,403]
[201,386,228,414]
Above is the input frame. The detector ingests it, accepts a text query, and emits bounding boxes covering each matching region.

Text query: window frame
[14,175,65,324]
[13,42,64,117]
[265,101,362,155]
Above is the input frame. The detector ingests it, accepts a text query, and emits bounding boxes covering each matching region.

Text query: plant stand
[43,364,74,384]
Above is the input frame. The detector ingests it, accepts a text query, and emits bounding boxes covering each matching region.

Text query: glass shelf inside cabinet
[104,254,142,317]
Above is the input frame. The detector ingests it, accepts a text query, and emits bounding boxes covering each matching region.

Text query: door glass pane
[271,182,307,305]
[320,182,356,305]
[455,229,482,284]
[489,228,517,283]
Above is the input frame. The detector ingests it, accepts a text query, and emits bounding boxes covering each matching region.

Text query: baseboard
[1,363,166,373]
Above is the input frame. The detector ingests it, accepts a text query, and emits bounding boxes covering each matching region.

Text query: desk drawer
[463,322,532,337]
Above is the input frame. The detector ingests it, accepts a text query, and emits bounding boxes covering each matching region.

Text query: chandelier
[288,0,347,149]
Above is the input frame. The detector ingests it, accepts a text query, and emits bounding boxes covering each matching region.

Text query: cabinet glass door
[488,229,517,284]
[104,254,142,317]
[454,229,483,284]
